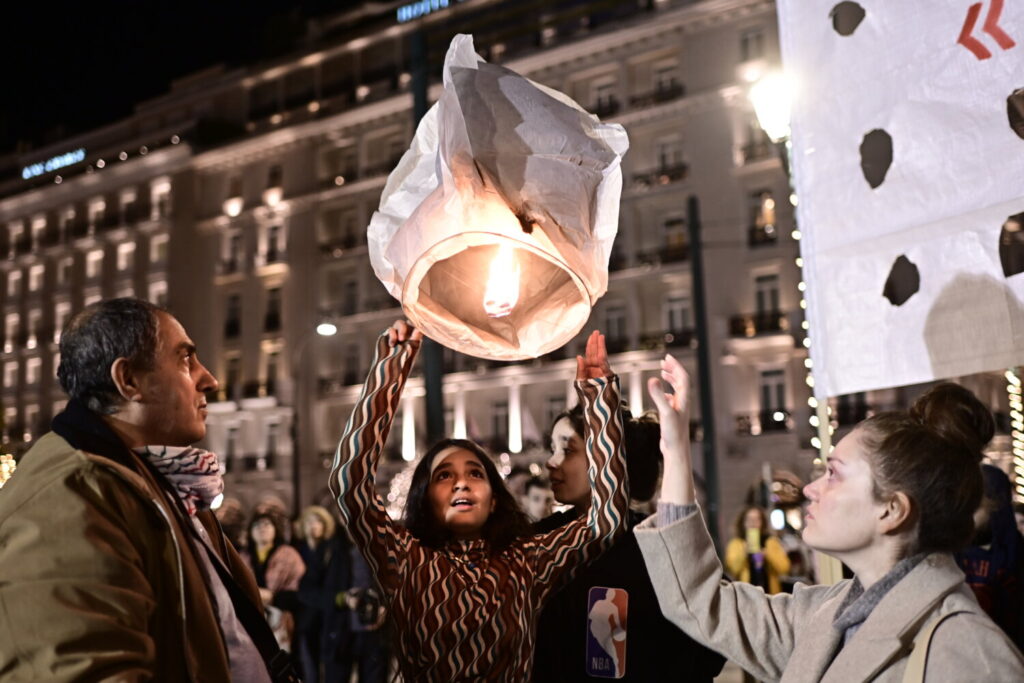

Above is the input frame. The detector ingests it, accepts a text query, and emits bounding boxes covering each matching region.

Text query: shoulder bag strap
[901,610,968,683]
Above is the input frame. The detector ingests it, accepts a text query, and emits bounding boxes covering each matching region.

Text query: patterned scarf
[134,446,224,516]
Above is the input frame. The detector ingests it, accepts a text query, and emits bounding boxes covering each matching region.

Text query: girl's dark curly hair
[403,438,530,552]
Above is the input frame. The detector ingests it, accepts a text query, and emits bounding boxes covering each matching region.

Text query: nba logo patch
[585,586,628,678]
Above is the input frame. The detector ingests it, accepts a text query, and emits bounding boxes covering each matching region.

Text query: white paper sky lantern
[368,34,629,360]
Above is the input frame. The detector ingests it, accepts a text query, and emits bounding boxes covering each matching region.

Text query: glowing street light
[316,322,338,337]
[749,72,794,143]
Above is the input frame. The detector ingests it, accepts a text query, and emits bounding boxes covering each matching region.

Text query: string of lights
[1007,367,1024,503]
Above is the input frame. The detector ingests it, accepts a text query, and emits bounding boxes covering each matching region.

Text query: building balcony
[631,162,689,189]
[319,234,362,258]
[834,401,871,427]
[605,336,631,354]
[748,224,779,248]
[741,140,775,165]
[640,328,694,350]
[729,310,789,338]
[362,154,405,180]
[628,82,686,109]
[736,409,792,436]
[637,243,689,266]
[592,96,621,118]
[216,259,244,276]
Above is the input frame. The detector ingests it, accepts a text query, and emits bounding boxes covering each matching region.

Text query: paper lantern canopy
[367,34,629,360]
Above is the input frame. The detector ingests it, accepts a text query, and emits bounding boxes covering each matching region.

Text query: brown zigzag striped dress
[329,333,628,682]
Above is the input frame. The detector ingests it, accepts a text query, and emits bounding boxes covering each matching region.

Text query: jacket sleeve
[328,332,420,598]
[0,465,157,681]
[635,506,833,682]
[526,375,629,597]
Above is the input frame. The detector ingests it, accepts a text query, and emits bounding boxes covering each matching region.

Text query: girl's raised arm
[529,331,630,593]
[328,321,422,596]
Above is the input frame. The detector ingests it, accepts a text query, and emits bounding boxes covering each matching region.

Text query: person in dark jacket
[955,464,1024,650]
[532,402,725,681]
[294,505,352,683]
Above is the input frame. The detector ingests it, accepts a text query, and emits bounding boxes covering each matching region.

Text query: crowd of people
[0,298,1023,682]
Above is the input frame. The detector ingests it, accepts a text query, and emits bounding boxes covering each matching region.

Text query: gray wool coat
[635,509,1024,682]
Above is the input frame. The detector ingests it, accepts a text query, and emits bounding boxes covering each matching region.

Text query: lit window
[150,234,169,264]
[26,357,41,385]
[57,256,74,286]
[3,362,17,388]
[4,313,18,352]
[7,270,21,298]
[28,265,44,292]
[86,250,104,279]
[117,242,136,271]
[55,301,71,343]
[151,179,172,219]
[740,28,765,62]
[148,281,168,307]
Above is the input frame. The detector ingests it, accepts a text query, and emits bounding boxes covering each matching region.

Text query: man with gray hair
[0,298,294,681]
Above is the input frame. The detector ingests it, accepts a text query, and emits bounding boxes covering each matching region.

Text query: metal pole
[687,194,721,549]
[411,28,446,444]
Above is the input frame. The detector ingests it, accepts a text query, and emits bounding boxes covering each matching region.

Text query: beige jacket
[635,508,1024,682]
[0,431,263,682]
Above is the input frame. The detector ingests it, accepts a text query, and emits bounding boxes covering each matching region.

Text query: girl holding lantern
[329,320,628,682]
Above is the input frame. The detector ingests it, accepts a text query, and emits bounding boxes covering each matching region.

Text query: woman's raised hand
[387,319,423,347]
[647,354,697,505]
[576,331,613,381]
[647,354,691,457]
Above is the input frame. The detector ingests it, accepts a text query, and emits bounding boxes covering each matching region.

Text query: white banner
[778,0,1024,397]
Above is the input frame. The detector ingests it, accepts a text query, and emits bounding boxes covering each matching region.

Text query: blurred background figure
[337,547,390,683]
[213,496,248,551]
[524,476,555,522]
[725,506,790,596]
[506,465,532,502]
[293,506,351,683]
[954,464,1024,650]
[243,512,306,652]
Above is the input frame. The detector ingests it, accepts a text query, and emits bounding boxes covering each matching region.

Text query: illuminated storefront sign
[21,148,86,180]
[396,0,466,23]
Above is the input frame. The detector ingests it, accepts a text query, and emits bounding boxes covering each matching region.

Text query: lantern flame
[483,244,521,318]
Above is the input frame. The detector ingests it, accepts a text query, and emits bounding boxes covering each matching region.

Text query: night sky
[2,0,346,155]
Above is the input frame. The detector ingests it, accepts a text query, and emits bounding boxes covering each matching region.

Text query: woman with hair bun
[636,355,1024,682]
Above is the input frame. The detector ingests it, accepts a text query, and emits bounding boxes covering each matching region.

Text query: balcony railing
[638,243,689,266]
[592,96,621,118]
[605,336,631,354]
[640,328,694,350]
[736,409,792,435]
[748,224,779,248]
[742,140,775,165]
[729,310,789,338]
[631,162,689,189]
[629,82,686,109]
[217,259,243,276]
[319,235,361,257]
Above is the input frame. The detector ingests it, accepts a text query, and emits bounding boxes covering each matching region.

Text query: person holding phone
[726,506,791,595]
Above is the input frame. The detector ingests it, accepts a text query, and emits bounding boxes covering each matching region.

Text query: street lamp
[748,72,793,144]
[749,72,844,585]
[290,321,340,515]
